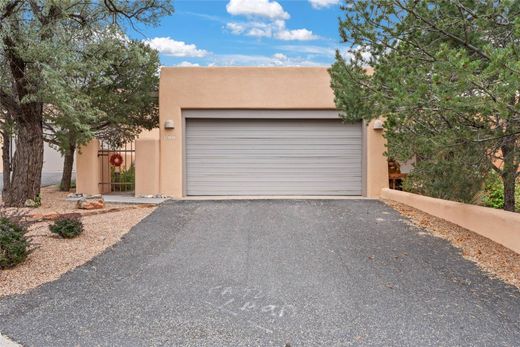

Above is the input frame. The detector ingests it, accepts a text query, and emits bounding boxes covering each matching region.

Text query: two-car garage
[185,110,363,196]
[154,67,387,199]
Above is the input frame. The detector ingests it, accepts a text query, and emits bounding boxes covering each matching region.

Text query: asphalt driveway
[1,200,519,346]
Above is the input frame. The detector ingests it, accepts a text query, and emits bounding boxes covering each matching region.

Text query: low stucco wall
[159,67,388,198]
[76,140,100,195]
[381,188,520,254]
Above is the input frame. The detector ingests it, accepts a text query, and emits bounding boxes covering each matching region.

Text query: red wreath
[109,153,123,167]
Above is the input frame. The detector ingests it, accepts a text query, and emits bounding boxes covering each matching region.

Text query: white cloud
[144,37,208,57]
[226,21,274,38]
[225,0,317,41]
[273,53,287,60]
[226,20,318,41]
[209,53,323,67]
[226,0,289,20]
[309,0,340,9]
[177,61,200,67]
[343,45,372,62]
[277,45,336,56]
[226,22,246,35]
[275,28,318,41]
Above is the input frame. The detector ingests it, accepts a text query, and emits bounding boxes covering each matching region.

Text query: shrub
[110,164,135,192]
[49,214,84,239]
[401,152,488,204]
[480,172,520,212]
[0,217,29,269]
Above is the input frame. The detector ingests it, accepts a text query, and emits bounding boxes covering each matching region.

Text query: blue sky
[130,0,345,67]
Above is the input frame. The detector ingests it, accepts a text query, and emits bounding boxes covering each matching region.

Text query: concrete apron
[183,195,377,201]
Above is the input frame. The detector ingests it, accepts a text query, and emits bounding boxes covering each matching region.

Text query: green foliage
[49,214,84,239]
[330,0,520,210]
[34,193,41,207]
[0,217,29,269]
[111,164,135,192]
[480,172,520,212]
[403,150,489,204]
[0,1,173,206]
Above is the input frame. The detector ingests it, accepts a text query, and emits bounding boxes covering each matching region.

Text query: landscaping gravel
[0,207,155,297]
[384,199,520,289]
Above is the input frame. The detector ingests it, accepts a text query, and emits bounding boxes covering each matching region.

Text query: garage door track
[0,199,519,346]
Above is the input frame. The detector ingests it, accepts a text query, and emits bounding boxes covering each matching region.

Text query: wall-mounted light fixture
[164,120,175,129]
[373,119,384,130]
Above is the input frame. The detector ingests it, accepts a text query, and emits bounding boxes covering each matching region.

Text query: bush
[110,164,135,192]
[480,172,520,212]
[49,214,84,239]
[0,217,29,269]
[402,153,488,204]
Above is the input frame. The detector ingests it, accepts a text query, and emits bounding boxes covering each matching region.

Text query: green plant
[480,172,520,212]
[111,164,135,192]
[0,217,30,269]
[34,193,41,207]
[330,1,520,211]
[49,214,84,239]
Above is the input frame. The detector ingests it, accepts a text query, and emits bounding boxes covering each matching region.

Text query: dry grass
[384,199,520,290]
[0,207,155,297]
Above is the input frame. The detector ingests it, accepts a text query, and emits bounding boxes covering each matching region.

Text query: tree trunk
[2,131,12,196]
[501,138,518,212]
[3,117,44,207]
[60,137,76,192]
[502,171,516,212]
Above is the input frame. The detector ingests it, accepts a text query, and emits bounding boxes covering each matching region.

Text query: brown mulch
[0,207,155,297]
[383,199,520,290]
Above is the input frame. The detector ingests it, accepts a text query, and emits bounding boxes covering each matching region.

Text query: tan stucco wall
[381,188,520,254]
[366,120,389,197]
[76,139,100,195]
[159,67,388,198]
[135,139,160,196]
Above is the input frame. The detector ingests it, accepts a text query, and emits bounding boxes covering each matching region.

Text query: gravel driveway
[0,199,519,346]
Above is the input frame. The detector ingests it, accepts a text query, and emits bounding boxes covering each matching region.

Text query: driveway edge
[0,333,21,347]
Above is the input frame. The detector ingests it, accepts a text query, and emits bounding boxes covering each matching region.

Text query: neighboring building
[76,67,388,198]
[0,142,64,173]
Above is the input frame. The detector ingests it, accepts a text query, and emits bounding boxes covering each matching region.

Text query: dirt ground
[384,199,520,290]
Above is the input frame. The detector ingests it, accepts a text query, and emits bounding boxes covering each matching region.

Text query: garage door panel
[186,117,362,196]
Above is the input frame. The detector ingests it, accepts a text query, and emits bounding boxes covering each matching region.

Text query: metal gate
[97,141,135,193]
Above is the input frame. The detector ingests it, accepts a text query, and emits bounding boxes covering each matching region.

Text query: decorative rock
[76,197,105,210]
[24,199,39,208]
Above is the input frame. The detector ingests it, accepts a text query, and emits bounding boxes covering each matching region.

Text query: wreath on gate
[109,153,123,167]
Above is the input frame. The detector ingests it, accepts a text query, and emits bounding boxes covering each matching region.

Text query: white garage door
[185,112,362,196]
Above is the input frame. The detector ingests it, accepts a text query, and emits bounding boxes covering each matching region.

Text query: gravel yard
[1,186,129,216]
[0,185,157,297]
[0,207,155,297]
[384,199,520,290]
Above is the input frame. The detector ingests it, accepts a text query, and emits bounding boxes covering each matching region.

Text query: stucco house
[75,67,388,198]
